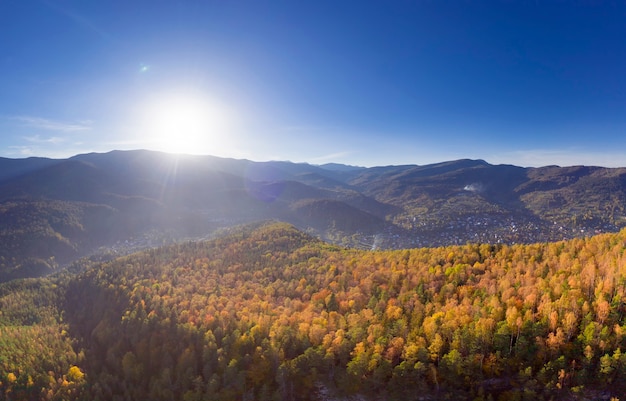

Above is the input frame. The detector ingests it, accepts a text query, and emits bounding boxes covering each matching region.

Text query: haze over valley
[1,149,626,282]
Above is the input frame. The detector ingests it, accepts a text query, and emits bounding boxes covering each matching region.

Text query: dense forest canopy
[1,222,625,400]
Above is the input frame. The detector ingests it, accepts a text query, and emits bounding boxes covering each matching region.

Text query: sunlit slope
[2,223,625,400]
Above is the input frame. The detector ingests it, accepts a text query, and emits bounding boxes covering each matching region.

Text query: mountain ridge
[1,149,625,281]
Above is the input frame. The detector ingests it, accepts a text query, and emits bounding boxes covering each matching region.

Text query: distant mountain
[318,161,363,170]
[1,149,626,280]
[0,156,61,181]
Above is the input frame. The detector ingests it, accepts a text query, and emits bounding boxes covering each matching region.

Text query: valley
[1,150,625,399]
[1,150,626,281]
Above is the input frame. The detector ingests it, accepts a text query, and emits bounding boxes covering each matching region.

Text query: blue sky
[1,1,626,167]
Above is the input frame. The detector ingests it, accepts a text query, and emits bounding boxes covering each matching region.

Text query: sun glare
[136,91,233,155]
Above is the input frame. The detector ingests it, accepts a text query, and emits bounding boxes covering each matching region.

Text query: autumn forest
[1,222,625,400]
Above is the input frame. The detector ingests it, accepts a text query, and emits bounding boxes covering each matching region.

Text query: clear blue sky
[1,1,626,167]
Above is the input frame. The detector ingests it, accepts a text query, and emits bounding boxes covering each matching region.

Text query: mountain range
[1,149,625,281]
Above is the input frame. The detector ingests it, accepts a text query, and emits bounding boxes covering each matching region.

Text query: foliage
[1,222,626,400]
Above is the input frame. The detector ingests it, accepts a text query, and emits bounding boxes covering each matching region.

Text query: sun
[136,91,231,155]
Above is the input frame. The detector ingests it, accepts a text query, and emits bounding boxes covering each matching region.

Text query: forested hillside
[1,223,625,400]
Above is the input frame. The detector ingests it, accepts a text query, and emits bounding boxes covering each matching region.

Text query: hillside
[1,223,625,400]
[2,150,626,280]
